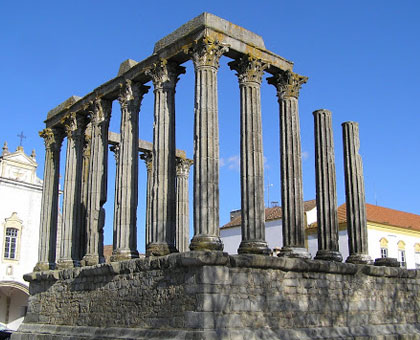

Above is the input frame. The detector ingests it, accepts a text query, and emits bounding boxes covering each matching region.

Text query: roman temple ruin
[12,13,420,340]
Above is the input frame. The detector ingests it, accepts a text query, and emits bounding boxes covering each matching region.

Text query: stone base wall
[11,252,420,339]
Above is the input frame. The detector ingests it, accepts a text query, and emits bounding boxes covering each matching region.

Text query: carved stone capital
[176,158,193,177]
[185,37,229,70]
[118,80,150,111]
[110,144,120,163]
[228,54,268,85]
[89,97,112,125]
[140,151,153,172]
[145,59,186,90]
[267,70,308,100]
[61,112,87,142]
[39,127,64,152]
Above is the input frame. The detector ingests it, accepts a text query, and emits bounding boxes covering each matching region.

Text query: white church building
[220,200,420,269]
[0,142,43,330]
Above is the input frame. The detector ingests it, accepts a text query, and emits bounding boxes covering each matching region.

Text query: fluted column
[57,112,86,269]
[79,122,92,261]
[34,128,64,271]
[313,109,342,262]
[268,70,310,258]
[186,37,229,251]
[82,98,112,266]
[111,80,149,262]
[342,122,372,264]
[145,60,185,256]
[229,55,270,255]
[176,157,193,252]
[140,151,153,251]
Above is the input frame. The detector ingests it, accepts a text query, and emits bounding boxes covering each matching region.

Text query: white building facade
[307,203,420,269]
[220,201,317,255]
[0,143,43,330]
[221,201,420,269]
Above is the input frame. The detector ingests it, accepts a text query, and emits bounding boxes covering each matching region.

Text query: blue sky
[1,1,419,252]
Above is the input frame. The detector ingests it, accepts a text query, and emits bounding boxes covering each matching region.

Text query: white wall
[308,226,420,269]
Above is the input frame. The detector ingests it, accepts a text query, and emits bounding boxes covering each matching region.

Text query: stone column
[342,122,372,264]
[79,122,92,262]
[176,157,193,252]
[34,128,63,271]
[140,151,153,251]
[145,59,185,256]
[229,54,270,255]
[111,80,149,262]
[186,37,229,251]
[268,70,310,258]
[82,98,112,266]
[313,109,342,262]
[57,112,86,269]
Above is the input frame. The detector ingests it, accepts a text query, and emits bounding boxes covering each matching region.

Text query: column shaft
[111,80,149,261]
[82,98,111,266]
[34,128,63,271]
[313,109,342,262]
[57,113,86,269]
[229,55,270,255]
[145,60,185,256]
[268,71,310,258]
[187,37,228,251]
[342,122,372,264]
[176,158,193,252]
[140,151,153,251]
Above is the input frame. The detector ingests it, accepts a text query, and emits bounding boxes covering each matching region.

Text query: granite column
[34,128,63,271]
[57,112,86,269]
[187,37,229,251]
[268,71,310,258]
[229,55,270,255]
[176,158,193,252]
[140,151,153,251]
[111,80,149,261]
[342,122,372,264]
[313,109,342,262]
[145,60,185,256]
[82,98,112,266]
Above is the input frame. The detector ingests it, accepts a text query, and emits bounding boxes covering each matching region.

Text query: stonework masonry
[12,252,420,339]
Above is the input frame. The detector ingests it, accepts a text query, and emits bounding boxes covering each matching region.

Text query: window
[379,238,388,258]
[2,212,22,261]
[399,250,407,268]
[415,244,420,269]
[398,240,406,268]
[4,228,18,259]
[380,247,388,258]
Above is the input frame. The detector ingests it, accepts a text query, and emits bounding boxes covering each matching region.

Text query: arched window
[3,212,23,261]
[414,243,420,269]
[379,237,388,258]
[398,240,406,268]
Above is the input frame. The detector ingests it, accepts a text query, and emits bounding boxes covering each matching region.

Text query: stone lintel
[44,15,294,128]
[117,59,138,76]
[154,12,265,53]
[46,96,81,120]
[107,131,186,159]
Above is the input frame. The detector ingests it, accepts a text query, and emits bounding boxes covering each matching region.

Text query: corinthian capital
[89,97,112,125]
[140,151,153,172]
[228,54,268,85]
[39,127,64,151]
[118,80,150,111]
[185,37,229,69]
[176,158,193,177]
[145,59,186,90]
[267,70,308,100]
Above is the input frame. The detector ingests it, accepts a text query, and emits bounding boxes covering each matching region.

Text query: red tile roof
[337,203,420,232]
[221,200,317,229]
